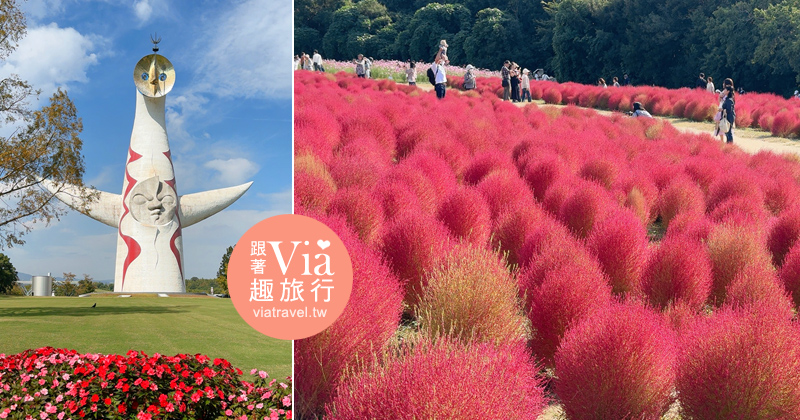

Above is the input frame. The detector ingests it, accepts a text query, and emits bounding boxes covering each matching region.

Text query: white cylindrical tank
[32,276,53,297]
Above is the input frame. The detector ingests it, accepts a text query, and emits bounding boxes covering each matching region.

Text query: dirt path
[417,83,800,157]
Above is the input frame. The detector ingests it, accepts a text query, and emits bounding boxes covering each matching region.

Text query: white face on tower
[129,176,177,226]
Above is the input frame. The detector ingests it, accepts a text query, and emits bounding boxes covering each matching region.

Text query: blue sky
[3,0,293,281]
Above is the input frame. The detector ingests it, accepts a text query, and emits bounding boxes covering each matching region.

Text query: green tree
[395,3,472,64]
[0,0,87,249]
[754,1,800,90]
[322,0,393,59]
[0,253,18,294]
[54,272,77,296]
[216,246,233,294]
[464,8,524,70]
[76,273,95,295]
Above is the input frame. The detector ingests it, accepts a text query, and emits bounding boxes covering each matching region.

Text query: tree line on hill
[295,0,800,96]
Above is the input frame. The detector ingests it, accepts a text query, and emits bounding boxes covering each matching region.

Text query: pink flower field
[294,71,800,419]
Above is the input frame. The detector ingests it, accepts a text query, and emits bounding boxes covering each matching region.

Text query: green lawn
[0,295,291,379]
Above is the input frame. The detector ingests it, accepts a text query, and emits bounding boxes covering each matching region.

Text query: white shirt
[521,74,530,89]
[312,53,322,64]
[707,82,715,93]
[433,62,447,84]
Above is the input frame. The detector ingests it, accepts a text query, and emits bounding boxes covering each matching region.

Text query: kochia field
[293,70,800,420]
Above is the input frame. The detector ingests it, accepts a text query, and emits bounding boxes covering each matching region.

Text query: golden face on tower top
[133,54,175,97]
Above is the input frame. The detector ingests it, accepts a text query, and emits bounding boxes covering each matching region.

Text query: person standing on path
[312,50,324,72]
[406,61,417,86]
[696,73,707,89]
[521,68,532,102]
[433,53,448,99]
[706,76,715,93]
[720,85,736,143]
[501,61,511,101]
[510,63,521,102]
[355,54,367,78]
[464,64,476,90]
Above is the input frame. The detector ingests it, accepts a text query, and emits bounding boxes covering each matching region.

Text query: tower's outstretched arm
[39,179,122,228]
[179,181,253,227]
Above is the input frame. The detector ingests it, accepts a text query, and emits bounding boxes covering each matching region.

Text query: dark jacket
[696,77,706,89]
[722,97,735,124]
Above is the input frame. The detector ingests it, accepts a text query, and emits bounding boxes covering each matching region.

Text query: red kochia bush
[379,212,452,305]
[476,170,534,220]
[559,181,612,239]
[555,302,676,420]
[723,263,794,320]
[677,306,800,420]
[658,176,705,228]
[642,234,713,311]
[325,338,548,420]
[436,187,492,247]
[328,188,384,245]
[707,223,773,305]
[768,207,800,267]
[491,205,547,267]
[586,209,649,295]
[778,239,800,308]
[522,261,612,366]
[295,211,403,419]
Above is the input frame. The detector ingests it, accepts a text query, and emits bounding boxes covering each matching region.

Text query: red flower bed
[0,347,291,420]
[294,71,800,418]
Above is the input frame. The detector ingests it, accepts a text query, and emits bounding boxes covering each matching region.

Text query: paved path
[418,83,800,157]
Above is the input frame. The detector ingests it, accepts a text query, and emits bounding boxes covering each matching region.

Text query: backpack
[427,67,436,85]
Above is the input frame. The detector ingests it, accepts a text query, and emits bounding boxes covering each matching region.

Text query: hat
[523,68,530,74]
[440,40,448,47]
[466,64,474,70]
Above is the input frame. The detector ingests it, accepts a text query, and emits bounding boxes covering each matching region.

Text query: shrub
[778,239,800,308]
[522,262,612,366]
[768,207,800,267]
[295,211,403,419]
[294,171,336,213]
[416,245,527,346]
[491,205,546,267]
[461,151,516,185]
[522,154,570,202]
[0,347,292,420]
[379,212,452,305]
[642,234,712,311]
[476,170,534,221]
[328,188,384,245]
[555,302,676,420]
[436,187,492,247]
[723,263,794,320]
[677,307,800,420]
[658,177,705,228]
[706,173,764,213]
[586,209,649,295]
[325,338,548,420]
[580,158,619,190]
[559,181,612,239]
[328,155,387,190]
[707,223,773,305]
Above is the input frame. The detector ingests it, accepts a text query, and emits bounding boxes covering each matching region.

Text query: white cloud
[133,0,153,22]
[191,0,292,99]
[203,158,260,186]
[20,0,65,20]
[0,23,101,100]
